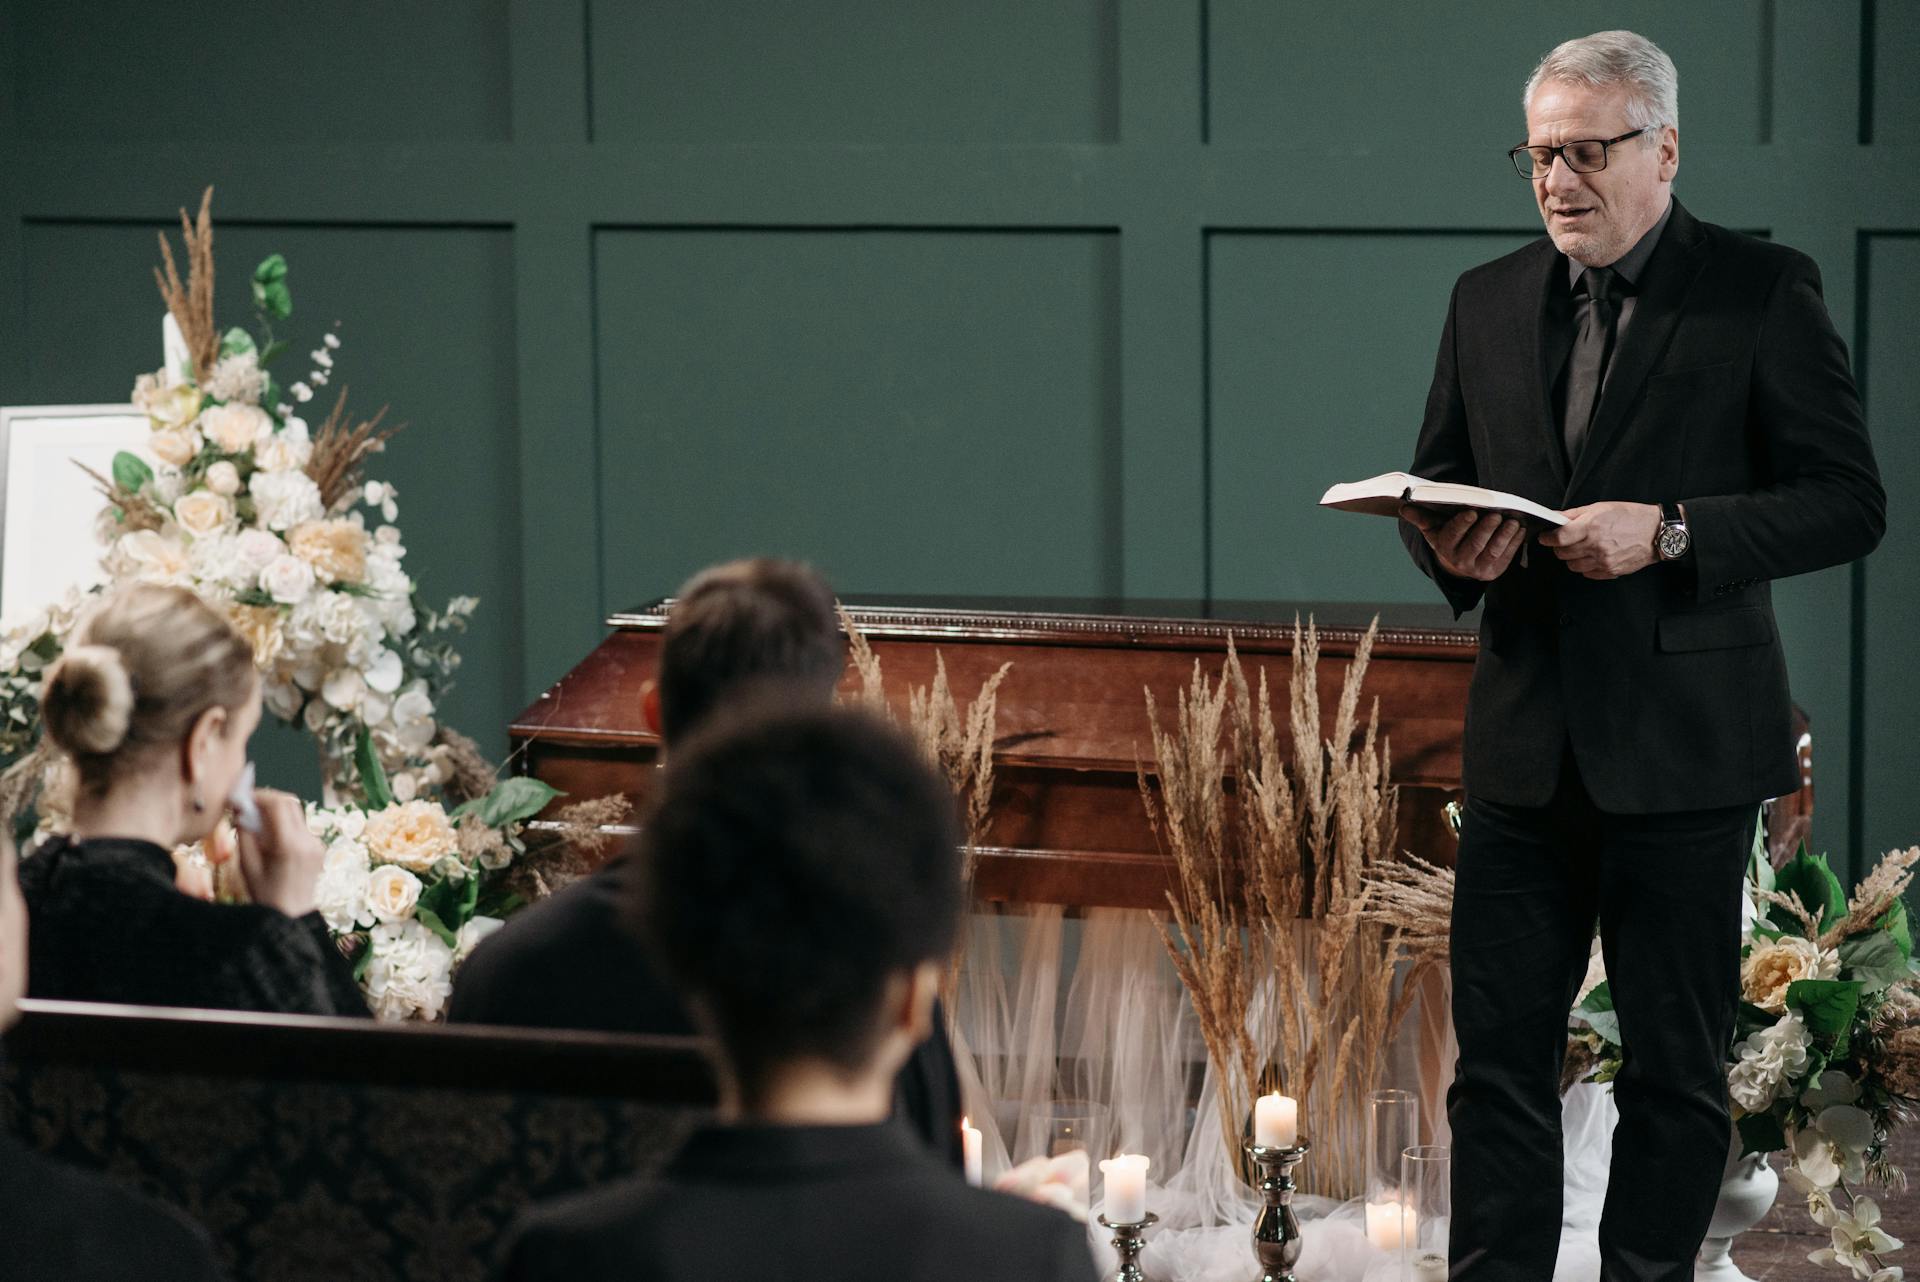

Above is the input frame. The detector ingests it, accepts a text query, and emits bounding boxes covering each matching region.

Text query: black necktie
[1563,266,1626,465]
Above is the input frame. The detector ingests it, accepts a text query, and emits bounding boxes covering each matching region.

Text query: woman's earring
[190,791,205,814]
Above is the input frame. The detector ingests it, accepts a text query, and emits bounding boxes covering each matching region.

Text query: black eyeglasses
[1508,128,1647,179]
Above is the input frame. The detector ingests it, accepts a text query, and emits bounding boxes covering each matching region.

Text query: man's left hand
[1538,501,1662,580]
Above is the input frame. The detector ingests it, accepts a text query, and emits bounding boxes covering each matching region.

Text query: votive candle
[1365,1199,1415,1251]
[961,1116,983,1187]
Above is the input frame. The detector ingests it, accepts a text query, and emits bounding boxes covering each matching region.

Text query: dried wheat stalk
[75,462,166,532]
[1820,846,1920,949]
[304,390,400,511]
[153,187,218,384]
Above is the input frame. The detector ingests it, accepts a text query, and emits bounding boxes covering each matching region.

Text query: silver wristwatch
[1655,501,1691,561]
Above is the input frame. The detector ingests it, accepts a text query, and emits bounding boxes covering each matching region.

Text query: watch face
[1658,525,1690,560]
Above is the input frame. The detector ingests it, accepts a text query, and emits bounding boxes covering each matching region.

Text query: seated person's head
[40,584,260,847]
[635,703,961,1113]
[649,559,842,745]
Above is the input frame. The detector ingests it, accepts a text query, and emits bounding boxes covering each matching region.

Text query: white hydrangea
[249,469,325,531]
[188,531,262,592]
[454,915,506,964]
[363,919,455,1021]
[286,590,384,665]
[1729,1014,1812,1114]
[314,837,374,934]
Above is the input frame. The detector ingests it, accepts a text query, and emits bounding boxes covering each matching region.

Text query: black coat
[450,856,968,1168]
[0,1131,225,1281]
[494,1121,1097,1282]
[18,835,368,1016]
[1401,200,1884,813]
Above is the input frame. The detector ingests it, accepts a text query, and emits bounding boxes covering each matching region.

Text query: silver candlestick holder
[1096,1211,1157,1282]
[1246,1139,1311,1282]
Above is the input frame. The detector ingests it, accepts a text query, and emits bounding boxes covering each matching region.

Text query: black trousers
[1448,753,1754,1281]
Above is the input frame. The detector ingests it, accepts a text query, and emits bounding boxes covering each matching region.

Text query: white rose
[173,489,234,537]
[150,426,201,468]
[255,432,313,474]
[365,864,423,923]
[259,553,316,605]
[205,460,242,495]
[202,402,272,454]
[235,528,285,572]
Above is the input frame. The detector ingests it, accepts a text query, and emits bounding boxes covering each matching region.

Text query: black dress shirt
[18,835,368,1016]
[494,1120,1098,1282]
[1551,200,1674,438]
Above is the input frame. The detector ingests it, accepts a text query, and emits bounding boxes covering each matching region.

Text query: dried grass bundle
[1821,846,1920,950]
[1142,618,1418,1199]
[305,391,400,510]
[75,462,167,533]
[434,727,503,806]
[153,187,218,384]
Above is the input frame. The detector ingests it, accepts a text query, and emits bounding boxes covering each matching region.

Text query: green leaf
[413,906,459,949]
[351,934,374,982]
[1769,848,1846,934]
[468,776,564,829]
[1574,982,1623,1047]
[1838,931,1911,994]
[418,873,480,941]
[252,254,292,321]
[1736,1111,1787,1156]
[1785,978,1862,1055]
[110,450,153,493]
[355,728,393,811]
[231,587,275,608]
[475,886,526,920]
[218,327,257,359]
[1878,901,1912,959]
[259,339,289,367]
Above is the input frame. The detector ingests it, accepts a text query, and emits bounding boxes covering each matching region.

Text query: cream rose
[363,800,459,872]
[288,520,369,584]
[149,426,202,468]
[259,553,317,605]
[1741,936,1840,1014]
[255,432,313,474]
[366,864,424,923]
[142,382,202,431]
[173,490,234,537]
[202,402,272,454]
[205,460,242,495]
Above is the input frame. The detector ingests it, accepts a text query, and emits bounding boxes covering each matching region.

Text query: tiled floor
[1731,1128,1918,1279]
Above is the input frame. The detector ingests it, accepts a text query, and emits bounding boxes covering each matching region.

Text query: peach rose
[1741,936,1840,1014]
[149,426,201,468]
[225,604,286,666]
[205,460,242,495]
[288,520,369,584]
[173,490,234,537]
[363,800,459,873]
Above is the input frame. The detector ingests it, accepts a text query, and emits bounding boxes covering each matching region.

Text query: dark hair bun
[42,644,135,756]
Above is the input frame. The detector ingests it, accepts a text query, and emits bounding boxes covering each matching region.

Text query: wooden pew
[2,999,715,1282]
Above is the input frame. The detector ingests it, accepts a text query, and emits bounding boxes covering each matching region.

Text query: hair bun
[43,644,135,756]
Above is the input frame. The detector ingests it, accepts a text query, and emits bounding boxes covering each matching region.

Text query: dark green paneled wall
[0,1,1913,875]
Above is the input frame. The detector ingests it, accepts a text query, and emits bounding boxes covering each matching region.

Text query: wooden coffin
[510,596,1478,911]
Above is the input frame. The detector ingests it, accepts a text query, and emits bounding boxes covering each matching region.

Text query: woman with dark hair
[19,583,364,1015]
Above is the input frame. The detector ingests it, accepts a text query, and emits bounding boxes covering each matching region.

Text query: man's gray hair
[1524,30,1678,133]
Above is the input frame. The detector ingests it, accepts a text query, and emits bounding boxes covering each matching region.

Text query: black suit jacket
[1,1132,226,1281]
[1401,200,1884,813]
[450,856,967,1167]
[494,1121,1098,1282]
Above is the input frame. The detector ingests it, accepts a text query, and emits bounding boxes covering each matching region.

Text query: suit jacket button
[1559,612,1573,627]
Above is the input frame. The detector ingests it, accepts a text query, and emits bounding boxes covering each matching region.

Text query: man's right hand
[1400,504,1526,582]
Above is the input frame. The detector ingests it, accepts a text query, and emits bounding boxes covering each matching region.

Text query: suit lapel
[1530,245,1571,492]
[1565,200,1710,498]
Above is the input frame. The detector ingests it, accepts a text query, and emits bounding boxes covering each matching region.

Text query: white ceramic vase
[1694,1140,1778,1281]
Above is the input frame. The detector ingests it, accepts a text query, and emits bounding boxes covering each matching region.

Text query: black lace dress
[18,834,368,1017]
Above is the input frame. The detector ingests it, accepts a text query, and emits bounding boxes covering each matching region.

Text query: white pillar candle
[1365,1200,1415,1251]
[961,1117,983,1187]
[1253,1092,1298,1147]
[1099,1153,1151,1223]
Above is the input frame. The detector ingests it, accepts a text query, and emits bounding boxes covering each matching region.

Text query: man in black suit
[1397,30,1884,1281]
[495,705,1097,1282]
[452,558,964,1165]
[0,835,227,1281]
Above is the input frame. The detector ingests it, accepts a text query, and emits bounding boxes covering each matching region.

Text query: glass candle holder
[1400,1144,1451,1281]
[1364,1089,1419,1252]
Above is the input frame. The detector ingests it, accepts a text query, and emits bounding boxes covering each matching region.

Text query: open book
[1319,472,1567,528]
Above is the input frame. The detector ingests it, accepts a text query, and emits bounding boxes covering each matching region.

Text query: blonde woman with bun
[17,584,366,1015]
